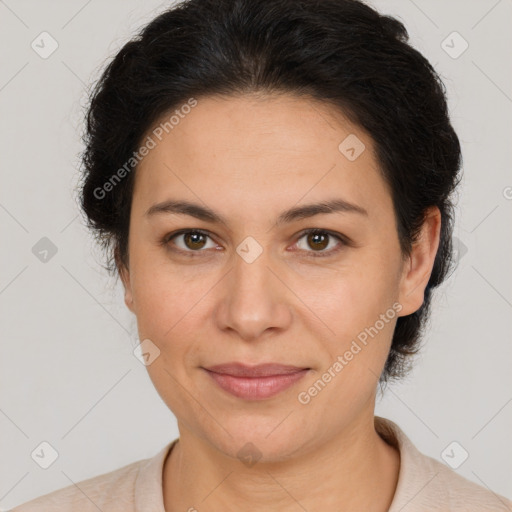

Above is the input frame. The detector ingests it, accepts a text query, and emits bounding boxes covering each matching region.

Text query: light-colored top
[11,416,512,511]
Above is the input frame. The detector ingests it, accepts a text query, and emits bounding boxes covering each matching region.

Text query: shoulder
[10,441,175,512]
[375,416,512,512]
[404,450,512,511]
[10,459,143,512]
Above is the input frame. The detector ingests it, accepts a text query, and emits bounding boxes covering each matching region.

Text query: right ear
[115,247,135,313]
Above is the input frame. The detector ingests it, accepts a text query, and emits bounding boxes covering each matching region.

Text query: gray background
[1,0,511,508]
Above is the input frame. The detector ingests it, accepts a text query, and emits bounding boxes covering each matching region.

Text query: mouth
[202,362,311,400]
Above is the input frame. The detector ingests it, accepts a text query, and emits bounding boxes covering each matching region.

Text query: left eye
[294,229,345,257]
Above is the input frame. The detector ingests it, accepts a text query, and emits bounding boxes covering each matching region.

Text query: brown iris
[306,231,329,251]
[184,231,208,250]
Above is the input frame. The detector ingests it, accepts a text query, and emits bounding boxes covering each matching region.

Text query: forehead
[133,94,390,220]
[143,93,370,159]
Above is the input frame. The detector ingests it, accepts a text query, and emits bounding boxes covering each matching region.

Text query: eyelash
[162,228,348,258]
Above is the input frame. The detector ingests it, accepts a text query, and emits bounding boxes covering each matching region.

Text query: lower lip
[204,369,309,400]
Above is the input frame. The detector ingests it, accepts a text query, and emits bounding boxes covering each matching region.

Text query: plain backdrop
[1,0,511,508]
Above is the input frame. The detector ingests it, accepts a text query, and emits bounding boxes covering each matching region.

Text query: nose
[214,244,293,342]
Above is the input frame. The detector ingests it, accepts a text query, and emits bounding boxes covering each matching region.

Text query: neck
[163,410,400,512]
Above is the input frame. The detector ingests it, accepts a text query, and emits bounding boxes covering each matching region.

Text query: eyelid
[163,228,349,257]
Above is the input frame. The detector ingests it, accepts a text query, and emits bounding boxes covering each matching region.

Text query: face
[120,93,439,461]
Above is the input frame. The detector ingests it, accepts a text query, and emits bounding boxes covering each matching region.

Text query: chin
[201,413,314,465]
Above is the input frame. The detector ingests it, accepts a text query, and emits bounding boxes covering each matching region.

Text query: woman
[12,0,512,510]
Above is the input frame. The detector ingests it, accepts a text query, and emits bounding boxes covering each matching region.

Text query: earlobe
[117,260,135,313]
[120,269,135,313]
[124,290,134,313]
[397,207,441,316]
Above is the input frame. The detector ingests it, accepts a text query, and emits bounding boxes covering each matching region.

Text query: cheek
[295,274,399,419]
[294,255,399,334]
[130,265,209,415]
[292,256,400,385]
[130,248,212,335]
[129,258,221,404]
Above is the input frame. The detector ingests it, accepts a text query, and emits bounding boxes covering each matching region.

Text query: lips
[204,362,309,377]
[203,362,311,400]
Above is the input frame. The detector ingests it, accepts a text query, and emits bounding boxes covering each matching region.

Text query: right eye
[163,229,220,255]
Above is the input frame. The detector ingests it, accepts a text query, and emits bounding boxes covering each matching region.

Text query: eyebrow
[145,198,368,225]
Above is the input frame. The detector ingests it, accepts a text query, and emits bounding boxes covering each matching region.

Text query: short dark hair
[79,0,462,383]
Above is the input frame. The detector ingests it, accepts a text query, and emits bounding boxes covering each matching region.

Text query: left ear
[397,206,442,316]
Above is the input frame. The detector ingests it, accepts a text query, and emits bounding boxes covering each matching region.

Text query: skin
[119,93,441,511]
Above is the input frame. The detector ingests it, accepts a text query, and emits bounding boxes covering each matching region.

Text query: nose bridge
[233,239,273,300]
[216,237,292,340]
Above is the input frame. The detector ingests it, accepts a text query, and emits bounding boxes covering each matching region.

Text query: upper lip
[204,362,309,377]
